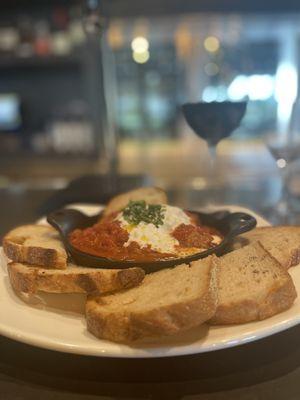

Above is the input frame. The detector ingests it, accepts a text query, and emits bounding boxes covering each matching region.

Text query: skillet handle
[47,209,85,236]
[224,212,257,238]
[47,208,101,238]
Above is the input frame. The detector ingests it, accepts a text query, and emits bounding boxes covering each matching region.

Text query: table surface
[1,180,300,400]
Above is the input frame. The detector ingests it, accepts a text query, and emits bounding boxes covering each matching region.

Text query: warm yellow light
[132,50,150,64]
[107,22,124,50]
[204,36,220,53]
[131,36,149,53]
[204,62,219,76]
[174,24,193,59]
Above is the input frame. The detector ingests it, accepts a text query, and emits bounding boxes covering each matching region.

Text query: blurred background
[2,0,300,230]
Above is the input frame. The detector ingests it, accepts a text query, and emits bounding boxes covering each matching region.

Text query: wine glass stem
[278,165,290,222]
[208,144,217,205]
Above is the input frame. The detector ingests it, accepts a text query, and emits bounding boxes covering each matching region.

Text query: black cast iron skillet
[47,208,256,273]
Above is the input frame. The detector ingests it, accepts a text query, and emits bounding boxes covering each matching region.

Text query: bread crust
[288,248,300,269]
[210,242,297,325]
[3,239,67,269]
[233,226,300,269]
[210,279,297,324]
[3,225,67,269]
[8,263,145,295]
[86,259,219,342]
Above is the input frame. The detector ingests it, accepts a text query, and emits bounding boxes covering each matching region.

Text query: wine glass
[182,101,247,204]
[265,99,300,223]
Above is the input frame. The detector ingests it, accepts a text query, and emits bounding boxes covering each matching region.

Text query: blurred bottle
[0,27,19,55]
[34,21,51,57]
[51,31,72,56]
[68,20,85,48]
[52,7,69,31]
[17,16,35,58]
[51,6,72,56]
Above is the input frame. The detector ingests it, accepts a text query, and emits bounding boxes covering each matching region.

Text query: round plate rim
[1,204,298,359]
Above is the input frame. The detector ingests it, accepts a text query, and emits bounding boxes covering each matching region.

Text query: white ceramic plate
[1,204,300,358]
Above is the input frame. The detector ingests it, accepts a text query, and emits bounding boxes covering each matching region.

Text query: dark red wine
[182,101,247,146]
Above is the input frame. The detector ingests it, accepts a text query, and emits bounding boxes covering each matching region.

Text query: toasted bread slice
[86,256,218,343]
[210,242,297,325]
[8,262,145,295]
[13,291,87,314]
[3,225,67,269]
[103,187,167,217]
[233,226,300,269]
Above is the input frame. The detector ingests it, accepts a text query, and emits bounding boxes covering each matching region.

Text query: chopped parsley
[122,200,165,227]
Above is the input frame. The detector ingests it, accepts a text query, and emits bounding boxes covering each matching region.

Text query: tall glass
[182,101,247,204]
[265,98,300,223]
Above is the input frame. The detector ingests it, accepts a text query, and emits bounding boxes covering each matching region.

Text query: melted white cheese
[116,204,221,256]
[124,221,178,254]
[116,205,191,254]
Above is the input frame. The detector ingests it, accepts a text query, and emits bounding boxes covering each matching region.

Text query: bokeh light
[204,36,220,53]
[277,158,287,168]
[131,36,149,53]
[204,62,219,76]
[132,50,150,64]
[107,22,124,50]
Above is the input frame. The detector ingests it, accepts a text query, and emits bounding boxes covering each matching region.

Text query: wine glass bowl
[181,101,247,206]
[264,96,300,223]
[181,101,247,146]
[267,136,300,165]
[265,133,300,223]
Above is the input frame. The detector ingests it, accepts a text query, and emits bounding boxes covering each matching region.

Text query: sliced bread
[103,186,167,216]
[8,262,145,295]
[3,225,67,269]
[211,241,297,325]
[86,256,218,343]
[232,226,300,269]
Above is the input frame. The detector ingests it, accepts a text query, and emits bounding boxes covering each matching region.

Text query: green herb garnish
[123,200,165,227]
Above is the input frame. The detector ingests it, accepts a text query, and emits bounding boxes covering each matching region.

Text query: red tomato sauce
[69,213,173,262]
[69,212,223,262]
[173,223,220,249]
